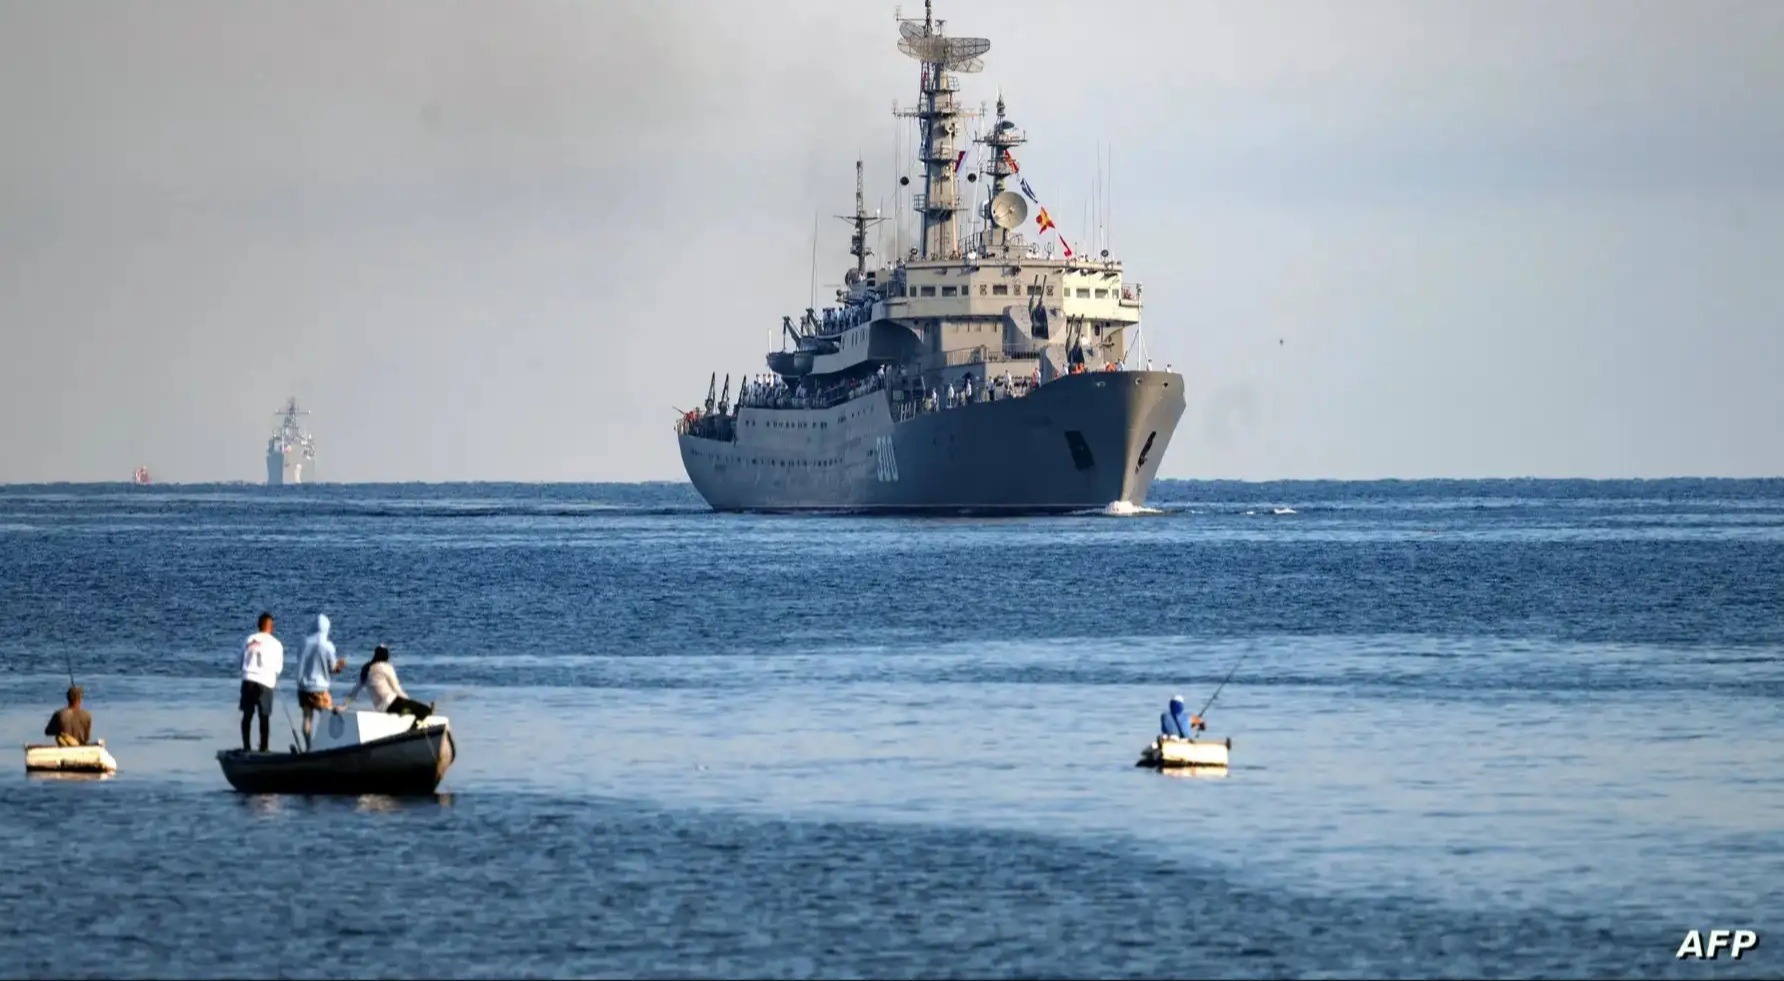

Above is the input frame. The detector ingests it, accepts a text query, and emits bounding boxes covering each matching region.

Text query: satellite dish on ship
[989,190,1028,230]
[844,269,863,286]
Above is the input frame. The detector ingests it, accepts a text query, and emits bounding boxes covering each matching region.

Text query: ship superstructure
[266,397,316,486]
[675,1,1184,512]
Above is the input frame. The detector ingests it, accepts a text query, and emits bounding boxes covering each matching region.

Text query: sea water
[1,479,1779,978]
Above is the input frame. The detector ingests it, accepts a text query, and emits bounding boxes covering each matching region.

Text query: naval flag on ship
[999,150,1077,257]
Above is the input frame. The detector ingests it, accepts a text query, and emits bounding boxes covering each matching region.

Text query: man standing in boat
[295,613,346,750]
[239,612,284,753]
[44,685,93,747]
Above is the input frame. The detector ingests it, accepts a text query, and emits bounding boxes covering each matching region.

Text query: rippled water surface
[1,479,1781,979]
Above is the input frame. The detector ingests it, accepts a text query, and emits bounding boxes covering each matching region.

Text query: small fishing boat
[216,711,455,795]
[24,740,118,774]
[1136,734,1231,770]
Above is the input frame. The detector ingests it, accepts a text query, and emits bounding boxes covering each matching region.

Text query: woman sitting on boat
[338,645,434,725]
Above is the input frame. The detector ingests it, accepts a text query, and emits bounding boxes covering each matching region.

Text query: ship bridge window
[1094,288,1108,299]
[992,284,1008,295]
[1076,288,1090,298]
[942,286,958,297]
[920,286,936,297]
[1027,285,1041,296]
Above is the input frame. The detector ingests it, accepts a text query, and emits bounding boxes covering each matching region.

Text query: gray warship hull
[681,371,1184,513]
[265,449,309,486]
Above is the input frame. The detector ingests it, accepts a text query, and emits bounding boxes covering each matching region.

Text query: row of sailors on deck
[819,304,872,333]
[738,368,890,411]
[930,369,1033,410]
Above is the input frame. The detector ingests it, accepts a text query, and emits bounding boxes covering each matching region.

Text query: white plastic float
[24,740,118,774]
[1136,734,1231,770]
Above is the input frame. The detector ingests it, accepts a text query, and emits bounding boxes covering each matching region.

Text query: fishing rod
[65,651,77,689]
[1195,650,1248,724]
[280,702,305,755]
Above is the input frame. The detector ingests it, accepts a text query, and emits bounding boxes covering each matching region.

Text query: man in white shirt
[239,611,284,752]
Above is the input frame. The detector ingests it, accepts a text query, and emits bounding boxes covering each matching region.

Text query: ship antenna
[1093,141,1100,254]
[1098,144,1113,256]
[808,211,820,308]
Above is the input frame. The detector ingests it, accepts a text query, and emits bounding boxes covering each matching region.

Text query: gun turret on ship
[266,397,316,486]
[675,1,1184,512]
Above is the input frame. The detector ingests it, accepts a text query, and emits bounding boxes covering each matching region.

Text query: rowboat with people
[223,616,455,794]
[216,710,455,795]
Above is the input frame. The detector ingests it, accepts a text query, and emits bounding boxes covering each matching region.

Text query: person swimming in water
[1160,695,1204,738]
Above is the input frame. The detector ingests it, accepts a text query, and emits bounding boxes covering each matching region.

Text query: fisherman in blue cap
[1160,694,1204,738]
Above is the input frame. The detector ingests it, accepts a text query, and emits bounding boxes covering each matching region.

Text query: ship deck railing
[942,352,1074,380]
[890,377,1038,423]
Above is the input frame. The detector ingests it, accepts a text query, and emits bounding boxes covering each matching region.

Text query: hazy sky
[3,0,1781,482]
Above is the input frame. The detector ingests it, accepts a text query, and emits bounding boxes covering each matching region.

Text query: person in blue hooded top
[295,614,346,749]
[1160,695,1204,739]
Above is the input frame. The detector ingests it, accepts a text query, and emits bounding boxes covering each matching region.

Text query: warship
[266,397,316,486]
[676,1,1185,513]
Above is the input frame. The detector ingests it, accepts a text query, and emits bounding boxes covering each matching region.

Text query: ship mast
[836,159,885,279]
[977,92,1027,254]
[893,0,989,260]
[275,397,308,436]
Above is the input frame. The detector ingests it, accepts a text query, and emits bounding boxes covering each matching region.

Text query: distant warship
[676,1,1185,512]
[266,397,315,486]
